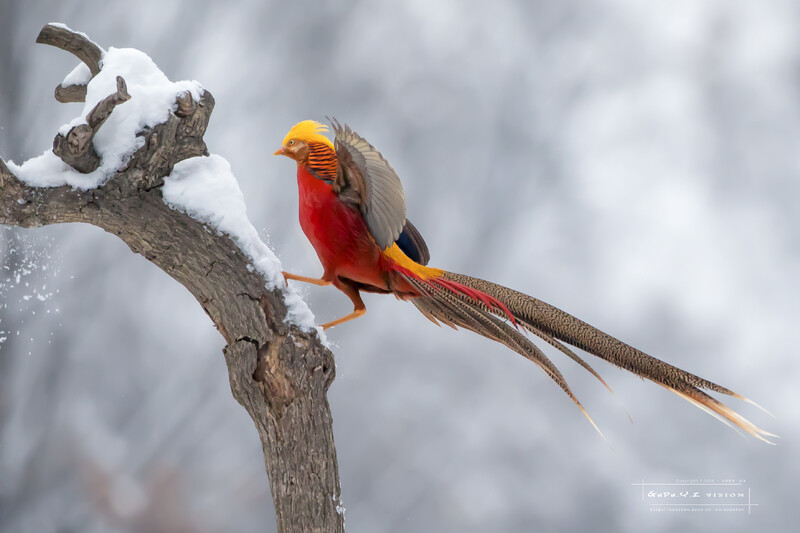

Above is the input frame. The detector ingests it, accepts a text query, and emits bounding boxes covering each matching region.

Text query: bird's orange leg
[282,271,331,286]
[321,280,366,330]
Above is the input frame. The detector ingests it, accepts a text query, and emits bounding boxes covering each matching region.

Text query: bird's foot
[282,271,331,287]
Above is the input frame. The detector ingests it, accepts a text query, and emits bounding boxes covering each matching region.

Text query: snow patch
[334,493,346,518]
[7,46,201,189]
[62,62,92,87]
[162,156,322,335]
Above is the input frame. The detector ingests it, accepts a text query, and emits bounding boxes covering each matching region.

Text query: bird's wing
[330,119,407,250]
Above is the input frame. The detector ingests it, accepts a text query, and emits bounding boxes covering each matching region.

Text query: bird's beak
[274,146,287,156]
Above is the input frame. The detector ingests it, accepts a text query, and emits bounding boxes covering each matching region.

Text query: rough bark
[0,25,344,533]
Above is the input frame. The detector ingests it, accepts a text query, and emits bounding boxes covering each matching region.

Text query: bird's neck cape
[304,142,338,182]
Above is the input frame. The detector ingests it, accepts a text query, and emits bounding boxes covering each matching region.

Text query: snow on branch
[162,155,317,329]
[1,24,342,533]
[4,23,318,333]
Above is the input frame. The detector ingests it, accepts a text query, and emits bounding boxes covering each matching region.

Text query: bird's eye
[288,140,295,146]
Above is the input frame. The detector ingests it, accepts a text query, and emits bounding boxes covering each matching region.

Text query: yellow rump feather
[283,120,334,150]
[383,244,443,280]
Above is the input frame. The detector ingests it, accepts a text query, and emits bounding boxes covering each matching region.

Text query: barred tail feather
[406,275,605,438]
[403,270,773,442]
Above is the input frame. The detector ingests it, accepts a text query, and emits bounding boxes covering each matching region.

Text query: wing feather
[330,118,407,249]
[396,219,430,265]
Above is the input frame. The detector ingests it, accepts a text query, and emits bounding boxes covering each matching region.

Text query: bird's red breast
[296,162,389,290]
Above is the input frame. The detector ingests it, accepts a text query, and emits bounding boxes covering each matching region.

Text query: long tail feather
[523,323,614,394]
[405,275,605,438]
[402,269,772,441]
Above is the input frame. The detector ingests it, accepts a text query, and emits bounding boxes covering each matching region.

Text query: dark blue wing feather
[395,219,430,265]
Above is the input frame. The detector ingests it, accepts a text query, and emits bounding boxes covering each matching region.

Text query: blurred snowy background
[1,1,799,532]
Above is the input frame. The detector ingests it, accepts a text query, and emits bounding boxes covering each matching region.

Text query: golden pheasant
[275,119,773,442]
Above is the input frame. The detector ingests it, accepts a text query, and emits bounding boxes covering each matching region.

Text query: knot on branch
[252,336,298,420]
[52,76,130,174]
[175,91,196,117]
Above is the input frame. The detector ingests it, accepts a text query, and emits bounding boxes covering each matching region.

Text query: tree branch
[36,23,103,104]
[1,24,344,533]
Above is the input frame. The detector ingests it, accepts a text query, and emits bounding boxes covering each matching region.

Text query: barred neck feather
[306,141,337,183]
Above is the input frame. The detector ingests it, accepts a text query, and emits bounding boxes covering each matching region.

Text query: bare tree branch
[36,24,103,75]
[36,23,103,104]
[54,83,88,103]
[1,24,344,533]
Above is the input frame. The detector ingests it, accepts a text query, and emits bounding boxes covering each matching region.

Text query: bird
[274,119,774,442]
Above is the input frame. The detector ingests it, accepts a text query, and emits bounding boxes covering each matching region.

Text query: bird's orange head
[274,120,334,163]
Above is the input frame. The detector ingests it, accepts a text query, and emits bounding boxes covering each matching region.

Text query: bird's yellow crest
[282,120,334,150]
